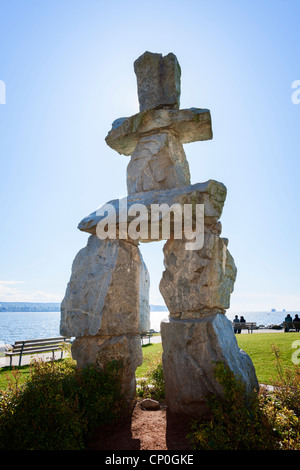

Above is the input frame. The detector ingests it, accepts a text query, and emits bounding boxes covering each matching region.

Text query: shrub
[0,358,125,450]
[187,362,278,450]
[259,346,300,450]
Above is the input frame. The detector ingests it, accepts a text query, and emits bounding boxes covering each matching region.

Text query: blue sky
[0,0,299,312]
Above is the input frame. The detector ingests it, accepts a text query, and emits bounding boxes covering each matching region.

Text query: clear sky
[0,0,299,313]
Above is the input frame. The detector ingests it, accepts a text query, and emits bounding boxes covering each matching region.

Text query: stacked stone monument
[60,51,258,415]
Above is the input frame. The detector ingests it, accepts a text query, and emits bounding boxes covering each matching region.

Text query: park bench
[232,322,257,333]
[5,336,71,367]
[282,321,300,332]
[140,330,155,345]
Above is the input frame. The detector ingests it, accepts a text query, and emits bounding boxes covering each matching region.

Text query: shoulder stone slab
[105,108,212,156]
[77,180,227,241]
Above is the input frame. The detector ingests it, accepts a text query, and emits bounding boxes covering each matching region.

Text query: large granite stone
[161,314,259,415]
[60,236,149,337]
[77,180,227,241]
[134,51,181,112]
[105,107,212,156]
[71,333,143,402]
[126,132,190,194]
[159,233,237,318]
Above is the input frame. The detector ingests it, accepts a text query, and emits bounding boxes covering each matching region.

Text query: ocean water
[0,310,299,346]
[0,311,62,345]
[0,311,169,345]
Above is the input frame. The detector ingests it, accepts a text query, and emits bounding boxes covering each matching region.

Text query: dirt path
[87,401,192,451]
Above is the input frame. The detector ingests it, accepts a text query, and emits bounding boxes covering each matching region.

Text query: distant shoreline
[0,302,61,312]
[0,302,168,313]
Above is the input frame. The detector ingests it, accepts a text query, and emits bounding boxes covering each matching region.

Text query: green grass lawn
[0,363,32,390]
[1,332,300,390]
[236,332,300,384]
[136,342,162,377]
[137,332,300,385]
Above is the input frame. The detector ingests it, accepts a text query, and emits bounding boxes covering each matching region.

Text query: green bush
[0,358,125,450]
[259,346,300,450]
[188,362,278,450]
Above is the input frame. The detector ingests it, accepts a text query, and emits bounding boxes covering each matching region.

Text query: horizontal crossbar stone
[105,107,212,156]
[77,180,226,240]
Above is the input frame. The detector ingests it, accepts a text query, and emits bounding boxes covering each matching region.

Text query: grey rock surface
[159,233,237,318]
[139,398,160,410]
[71,333,143,401]
[60,236,149,337]
[161,314,259,415]
[134,51,181,112]
[77,180,227,240]
[105,107,212,156]
[126,132,190,194]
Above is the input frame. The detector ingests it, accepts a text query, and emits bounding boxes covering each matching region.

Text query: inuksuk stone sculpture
[60,51,258,414]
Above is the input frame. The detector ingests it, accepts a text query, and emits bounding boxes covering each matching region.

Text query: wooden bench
[232,322,257,333]
[5,337,71,367]
[283,321,300,332]
[140,330,155,345]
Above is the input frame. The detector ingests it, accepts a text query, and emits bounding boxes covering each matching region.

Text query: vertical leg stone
[161,314,259,415]
[159,234,258,415]
[70,334,143,400]
[60,235,150,404]
[159,232,237,319]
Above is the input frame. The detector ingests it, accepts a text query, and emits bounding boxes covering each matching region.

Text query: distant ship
[271,308,276,312]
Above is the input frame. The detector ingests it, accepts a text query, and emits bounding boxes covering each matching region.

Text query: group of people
[284,313,300,332]
[233,315,246,334]
[232,313,300,333]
